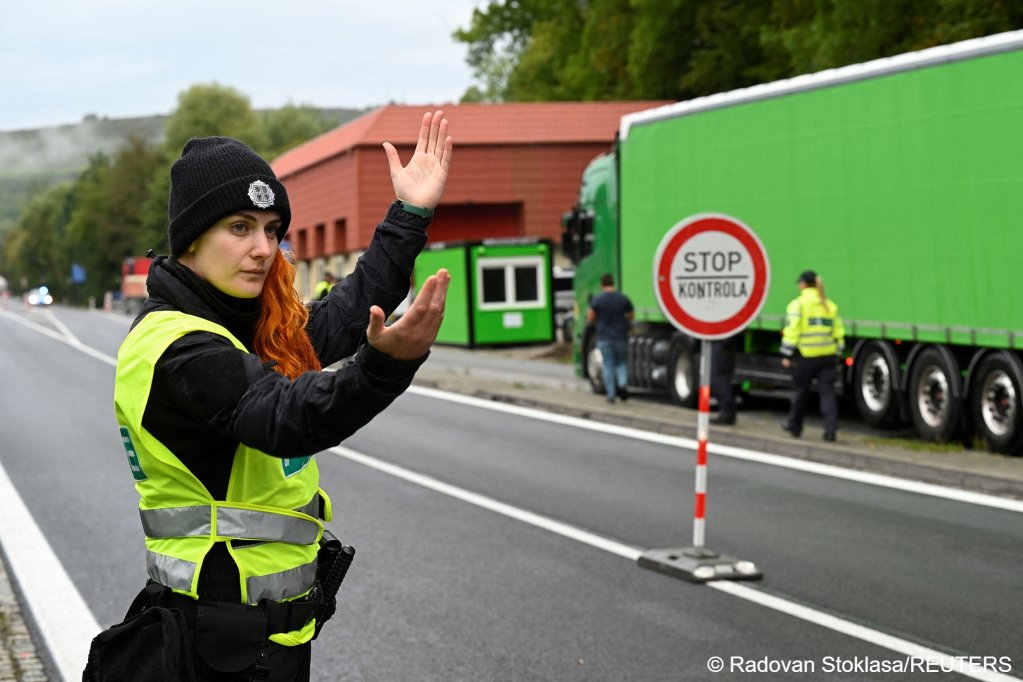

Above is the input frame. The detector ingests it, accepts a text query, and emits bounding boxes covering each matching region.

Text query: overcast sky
[0,0,482,132]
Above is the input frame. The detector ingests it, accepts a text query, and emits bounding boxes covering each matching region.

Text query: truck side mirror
[561,208,595,264]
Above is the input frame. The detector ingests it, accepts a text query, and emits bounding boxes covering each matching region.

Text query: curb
[0,550,48,682]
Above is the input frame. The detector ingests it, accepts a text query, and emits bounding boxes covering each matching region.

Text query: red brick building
[271,102,666,297]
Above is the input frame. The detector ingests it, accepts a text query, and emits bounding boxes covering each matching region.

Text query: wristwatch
[397,200,434,218]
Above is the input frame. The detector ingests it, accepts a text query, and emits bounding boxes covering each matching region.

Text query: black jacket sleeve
[149,331,425,459]
[305,201,429,367]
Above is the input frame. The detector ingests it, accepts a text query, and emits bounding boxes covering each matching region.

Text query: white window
[477,256,546,310]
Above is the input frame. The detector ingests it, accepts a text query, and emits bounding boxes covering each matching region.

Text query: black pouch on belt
[194,601,268,673]
[82,596,196,681]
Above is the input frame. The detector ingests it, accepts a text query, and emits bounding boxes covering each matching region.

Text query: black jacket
[132,202,429,601]
[135,201,430,501]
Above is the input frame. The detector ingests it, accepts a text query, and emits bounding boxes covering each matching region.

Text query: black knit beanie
[167,137,291,257]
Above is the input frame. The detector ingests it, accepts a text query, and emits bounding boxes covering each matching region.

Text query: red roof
[272,101,669,178]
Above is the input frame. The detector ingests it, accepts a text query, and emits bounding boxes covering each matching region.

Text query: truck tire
[668,339,698,408]
[853,341,901,428]
[907,346,962,442]
[969,352,1023,455]
[584,332,605,395]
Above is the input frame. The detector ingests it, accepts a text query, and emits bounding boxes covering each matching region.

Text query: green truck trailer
[563,31,1023,454]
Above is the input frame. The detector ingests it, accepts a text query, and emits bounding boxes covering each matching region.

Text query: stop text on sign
[674,233,754,313]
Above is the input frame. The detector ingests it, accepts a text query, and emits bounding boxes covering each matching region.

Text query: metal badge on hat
[248,180,275,209]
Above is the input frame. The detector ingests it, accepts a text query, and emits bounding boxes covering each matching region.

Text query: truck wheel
[853,341,900,427]
[970,352,1023,455]
[584,333,605,395]
[907,347,961,442]
[562,316,574,344]
[668,339,698,408]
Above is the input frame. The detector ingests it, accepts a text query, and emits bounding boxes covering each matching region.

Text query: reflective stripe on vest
[147,551,319,603]
[140,505,321,545]
[147,550,197,594]
[248,559,319,604]
[116,311,328,630]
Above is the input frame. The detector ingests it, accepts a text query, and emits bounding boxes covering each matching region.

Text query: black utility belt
[83,581,313,681]
[85,535,355,681]
[157,584,318,637]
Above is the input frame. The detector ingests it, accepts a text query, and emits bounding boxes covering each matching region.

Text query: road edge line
[0,459,101,681]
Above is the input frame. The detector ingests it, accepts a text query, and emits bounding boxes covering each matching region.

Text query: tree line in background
[454,0,1023,102]
[5,0,1023,304]
[0,84,339,303]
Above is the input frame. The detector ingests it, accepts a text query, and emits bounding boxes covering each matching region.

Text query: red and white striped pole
[693,338,711,548]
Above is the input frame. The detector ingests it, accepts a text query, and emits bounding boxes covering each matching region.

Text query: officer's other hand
[367,269,450,360]
[781,358,792,369]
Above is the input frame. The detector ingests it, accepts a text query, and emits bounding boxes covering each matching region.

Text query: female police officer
[109,112,452,680]
[780,270,844,442]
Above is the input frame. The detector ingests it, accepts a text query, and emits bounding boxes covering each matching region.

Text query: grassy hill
[0,108,366,230]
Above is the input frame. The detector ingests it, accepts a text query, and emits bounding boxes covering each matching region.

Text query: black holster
[312,530,356,639]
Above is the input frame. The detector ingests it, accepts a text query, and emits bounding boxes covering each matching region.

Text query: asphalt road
[0,305,1020,681]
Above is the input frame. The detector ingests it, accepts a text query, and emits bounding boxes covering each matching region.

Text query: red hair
[254,250,322,379]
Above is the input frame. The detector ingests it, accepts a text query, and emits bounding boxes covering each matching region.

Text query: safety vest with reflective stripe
[114,311,332,646]
[781,288,845,359]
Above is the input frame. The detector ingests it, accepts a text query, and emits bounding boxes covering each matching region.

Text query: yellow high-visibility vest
[314,280,332,300]
[781,288,845,359]
[114,311,332,646]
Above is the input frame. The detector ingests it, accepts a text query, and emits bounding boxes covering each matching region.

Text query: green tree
[454,0,570,101]
[455,0,1023,102]
[163,82,265,155]
[138,83,266,253]
[505,10,584,100]
[763,0,1023,76]
[262,103,334,160]
[64,138,161,300]
[679,0,779,96]
[65,153,112,303]
[3,183,75,298]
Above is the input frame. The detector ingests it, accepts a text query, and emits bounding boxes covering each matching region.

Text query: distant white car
[27,286,53,306]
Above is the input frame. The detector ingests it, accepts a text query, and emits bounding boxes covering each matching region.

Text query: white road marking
[710,581,1019,682]
[332,443,1021,682]
[331,445,643,559]
[0,460,101,681]
[2,313,1020,681]
[407,386,1023,514]
[44,309,81,345]
[0,310,117,367]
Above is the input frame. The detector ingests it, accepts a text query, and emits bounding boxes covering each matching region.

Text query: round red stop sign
[653,213,770,340]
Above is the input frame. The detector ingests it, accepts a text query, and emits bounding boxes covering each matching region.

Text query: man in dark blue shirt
[587,273,634,403]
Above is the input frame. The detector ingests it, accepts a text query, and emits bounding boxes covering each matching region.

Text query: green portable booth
[414,238,555,347]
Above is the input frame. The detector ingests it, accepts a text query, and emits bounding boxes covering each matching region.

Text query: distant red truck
[120,256,151,314]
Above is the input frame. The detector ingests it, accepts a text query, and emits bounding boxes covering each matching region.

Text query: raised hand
[367,269,450,360]
[382,111,454,210]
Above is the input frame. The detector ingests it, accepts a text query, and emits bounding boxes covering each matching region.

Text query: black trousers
[711,338,738,418]
[786,355,838,437]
